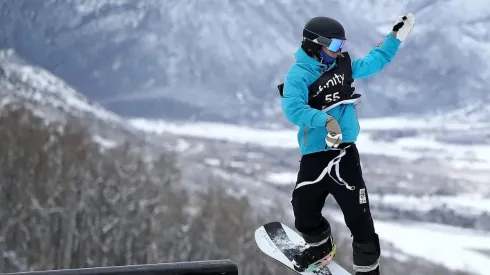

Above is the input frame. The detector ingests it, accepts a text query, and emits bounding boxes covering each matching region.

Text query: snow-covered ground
[263,170,490,211]
[129,117,490,274]
[265,171,298,185]
[329,211,490,275]
[129,119,299,148]
[129,117,490,170]
[368,193,490,216]
[265,170,490,215]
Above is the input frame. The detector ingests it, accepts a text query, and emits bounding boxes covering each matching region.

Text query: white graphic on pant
[359,188,366,204]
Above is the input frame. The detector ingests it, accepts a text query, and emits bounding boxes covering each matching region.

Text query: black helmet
[302,16,346,58]
[303,16,346,42]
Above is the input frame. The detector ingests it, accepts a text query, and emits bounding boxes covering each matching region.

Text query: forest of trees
[0,105,471,275]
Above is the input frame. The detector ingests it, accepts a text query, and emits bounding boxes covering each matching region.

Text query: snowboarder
[278,14,415,274]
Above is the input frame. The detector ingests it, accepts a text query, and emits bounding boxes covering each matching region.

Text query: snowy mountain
[0,50,118,122]
[1,0,489,125]
[0,47,282,207]
[0,48,146,150]
[1,1,490,274]
[1,44,488,274]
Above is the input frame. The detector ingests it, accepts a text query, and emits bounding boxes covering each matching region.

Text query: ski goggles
[312,36,346,52]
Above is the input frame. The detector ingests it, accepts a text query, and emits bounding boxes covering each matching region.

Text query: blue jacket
[281,33,401,155]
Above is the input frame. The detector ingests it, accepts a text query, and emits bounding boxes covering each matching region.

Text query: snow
[128,118,490,170]
[1,57,123,124]
[369,193,490,216]
[359,116,490,131]
[356,132,490,170]
[262,172,490,215]
[378,222,490,275]
[92,135,117,149]
[129,119,299,148]
[329,211,490,275]
[127,114,490,271]
[229,161,246,168]
[175,139,191,152]
[128,116,490,274]
[203,158,221,166]
[265,172,297,186]
[381,250,410,263]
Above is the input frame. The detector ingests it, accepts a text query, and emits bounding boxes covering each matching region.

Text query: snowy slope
[129,115,490,191]
[129,116,490,274]
[129,117,490,170]
[329,211,490,275]
[129,117,490,215]
[0,49,141,147]
[0,49,121,123]
[1,0,489,124]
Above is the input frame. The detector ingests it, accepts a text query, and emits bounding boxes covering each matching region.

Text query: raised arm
[351,33,401,79]
[352,13,415,79]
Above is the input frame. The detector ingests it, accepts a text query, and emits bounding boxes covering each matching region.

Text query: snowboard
[254,221,351,275]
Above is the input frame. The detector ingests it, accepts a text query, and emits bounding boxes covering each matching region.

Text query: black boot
[292,234,336,272]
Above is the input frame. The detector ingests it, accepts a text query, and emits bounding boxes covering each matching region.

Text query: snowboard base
[254,221,351,275]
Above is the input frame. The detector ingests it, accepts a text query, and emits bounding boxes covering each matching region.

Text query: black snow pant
[291,143,380,274]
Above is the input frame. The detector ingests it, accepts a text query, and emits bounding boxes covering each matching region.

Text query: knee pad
[352,233,380,273]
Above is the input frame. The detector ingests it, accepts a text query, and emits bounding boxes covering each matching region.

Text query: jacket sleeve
[351,33,401,79]
[280,73,329,128]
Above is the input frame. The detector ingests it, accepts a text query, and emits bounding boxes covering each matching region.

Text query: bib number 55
[325,92,340,103]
